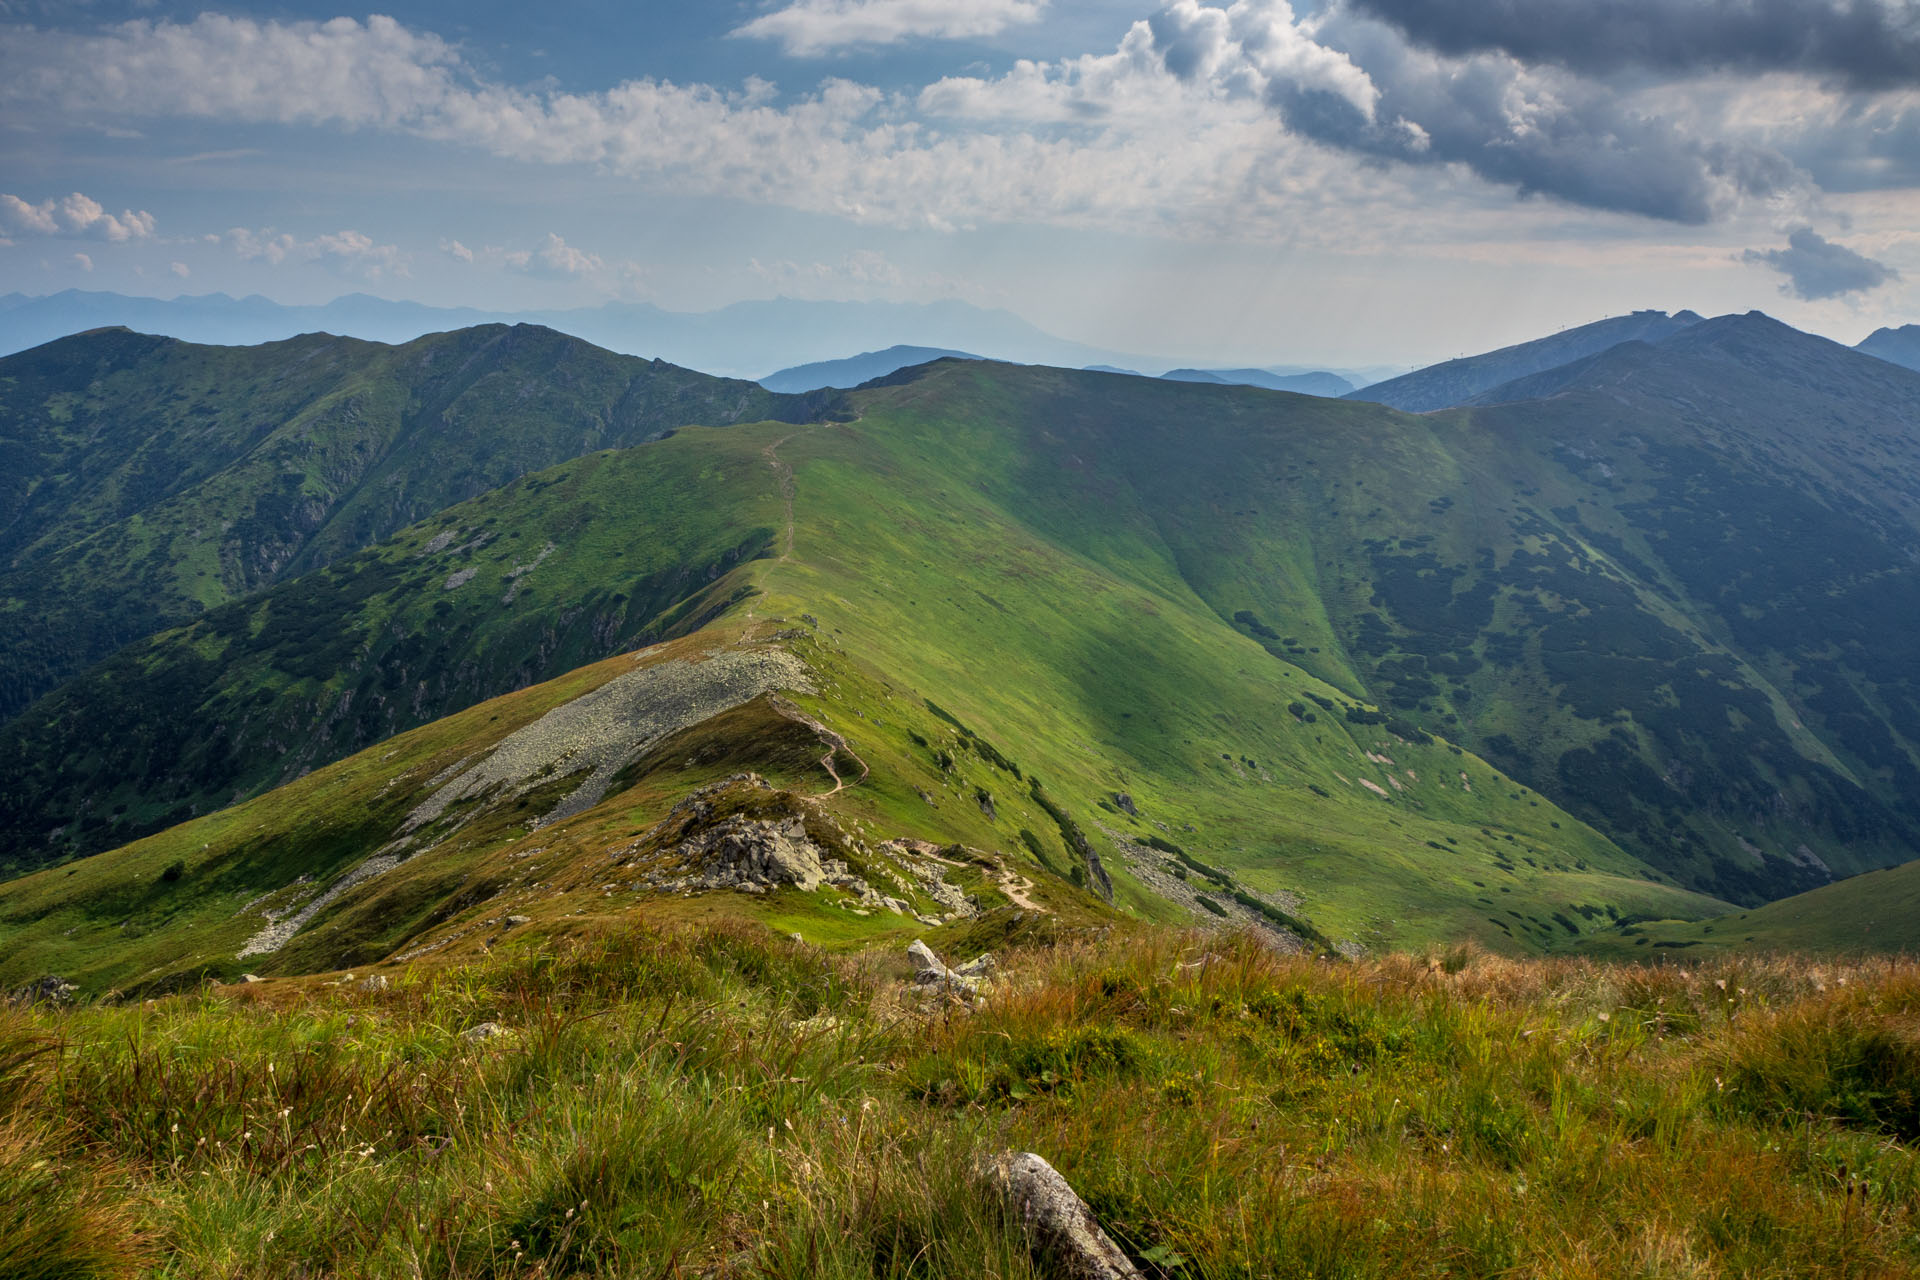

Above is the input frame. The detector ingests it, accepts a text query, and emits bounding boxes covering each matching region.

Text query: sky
[4,0,1920,368]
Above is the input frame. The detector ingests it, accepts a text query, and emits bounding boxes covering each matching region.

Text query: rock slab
[981,1151,1144,1280]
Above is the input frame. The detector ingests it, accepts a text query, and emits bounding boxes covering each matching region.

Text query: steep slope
[1161,368,1354,397]
[0,324,821,719]
[758,345,980,392]
[1349,309,1702,411]
[1406,315,1920,892]
[1857,323,1920,372]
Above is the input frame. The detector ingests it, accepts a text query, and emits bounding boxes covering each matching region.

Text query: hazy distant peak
[1346,309,1706,412]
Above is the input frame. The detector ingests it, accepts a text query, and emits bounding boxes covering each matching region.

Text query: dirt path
[762,431,804,561]
[772,696,870,797]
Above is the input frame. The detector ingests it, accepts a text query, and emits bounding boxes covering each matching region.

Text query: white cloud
[529,232,602,276]
[225,226,410,278]
[71,252,92,271]
[0,191,156,240]
[0,6,1854,249]
[169,260,188,277]
[442,238,475,263]
[0,12,1369,242]
[732,0,1047,56]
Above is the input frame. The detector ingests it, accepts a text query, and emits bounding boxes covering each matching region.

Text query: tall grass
[7,924,1920,1278]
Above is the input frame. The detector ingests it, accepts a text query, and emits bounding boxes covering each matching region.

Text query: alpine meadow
[7,0,1920,1276]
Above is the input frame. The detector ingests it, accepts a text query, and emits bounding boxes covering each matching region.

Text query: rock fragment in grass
[980,1150,1145,1279]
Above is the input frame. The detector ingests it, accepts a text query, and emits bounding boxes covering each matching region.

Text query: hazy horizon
[6,1,1920,369]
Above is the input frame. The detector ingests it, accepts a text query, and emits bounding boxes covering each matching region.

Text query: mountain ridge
[0,322,827,720]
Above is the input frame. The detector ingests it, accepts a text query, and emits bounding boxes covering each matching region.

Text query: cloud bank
[2,3,1917,241]
[1345,0,1920,90]
[733,0,1047,56]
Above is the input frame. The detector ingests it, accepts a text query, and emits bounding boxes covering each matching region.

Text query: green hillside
[1579,858,1920,957]
[0,379,1733,986]
[8,319,1920,978]
[0,324,821,719]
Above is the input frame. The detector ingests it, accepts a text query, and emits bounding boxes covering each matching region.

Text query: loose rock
[980,1151,1145,1280]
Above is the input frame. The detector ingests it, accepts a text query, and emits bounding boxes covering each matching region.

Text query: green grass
[5,920,1919,1277]
[1580,858,1920,958]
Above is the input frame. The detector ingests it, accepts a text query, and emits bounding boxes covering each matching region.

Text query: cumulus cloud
[1345,0,1920,91]
[518,233,603,277]
[733,0,1047,56]
[1742,226,1900,298]
[224,227,410,277]
[0,191,156,240]
[1128,1,1811,223]
[169,260,189,277]
[70,252,93,271]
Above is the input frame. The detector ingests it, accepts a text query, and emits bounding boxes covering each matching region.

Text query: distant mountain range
[758,345,982,392]
[1159,368,1355,397]
[0,289,1403,391]
[759,345,1360,396]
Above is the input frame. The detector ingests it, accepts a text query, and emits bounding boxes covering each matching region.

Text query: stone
[954,953,997,979]
[907,939,949,979]
[461,1021,510,1042]
[358,974,389,993]
[15,975,78,1005]
[238,973,263,984]
[1113,792,1139,817]
[504,914,532,927]
[979,1151,1144,1280]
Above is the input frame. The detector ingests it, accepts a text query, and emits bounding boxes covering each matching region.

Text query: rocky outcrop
[10,975,77,1005]
[617,775,979,925]
[405,647,815,836]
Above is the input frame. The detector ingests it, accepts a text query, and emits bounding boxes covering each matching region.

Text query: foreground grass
[6,922,1919,1278]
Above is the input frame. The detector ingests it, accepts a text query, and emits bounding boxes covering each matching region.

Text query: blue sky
[4,0,1920,366]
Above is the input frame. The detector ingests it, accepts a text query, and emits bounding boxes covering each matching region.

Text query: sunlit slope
[0,369,1722,975]
[815,355,1920,903]
[0,625,1120,995]
[0,323,818,720]
[1577,858,1920,957]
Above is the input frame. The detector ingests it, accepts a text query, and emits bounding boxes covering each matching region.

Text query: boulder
[461,1021,510,1042]
[980,1151,1144,1279]
[954,953,997,979]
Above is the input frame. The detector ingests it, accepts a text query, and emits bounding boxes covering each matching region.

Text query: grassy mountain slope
[1349,309,1702,411]
[1425,316,1920,892]
[0,324,819,720]
[9,325,1919,975]
[0,375,1730,982]
[1578,858,1920,956]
